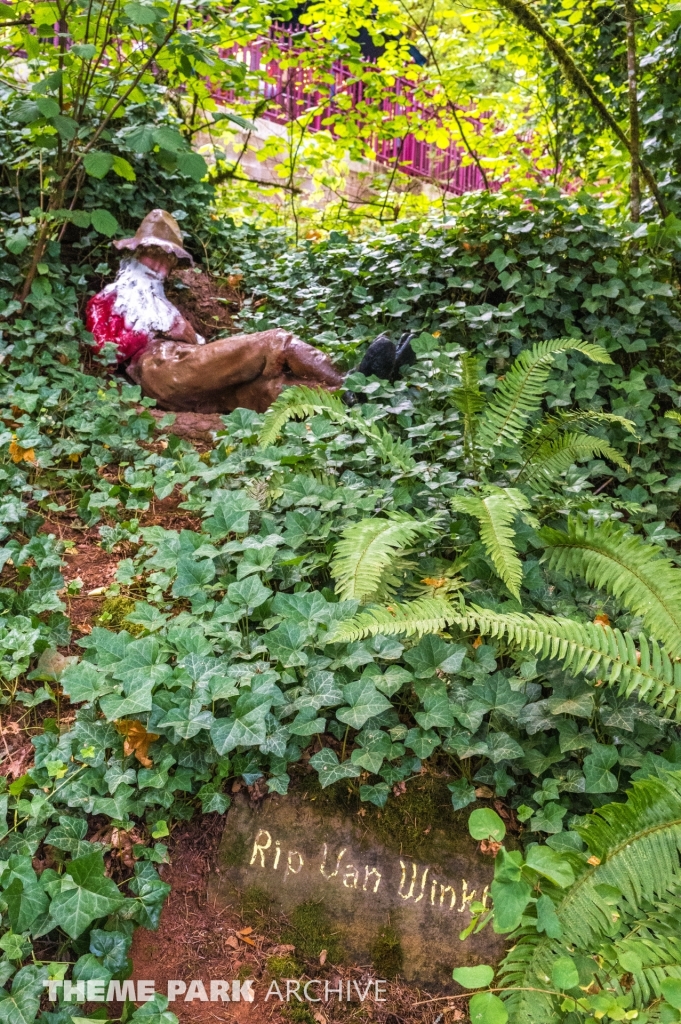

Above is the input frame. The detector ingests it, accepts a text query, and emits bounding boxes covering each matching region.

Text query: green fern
[476,338,612,450]
[331,513,441,602]
[452,352,485,468]
[327,595,459,642]
[257,384,415,471]
[451,487,530,598]
[542,517,681,658]
[330,600,681,716]
[596,895,681,1008]
[520,432,630,485]
[259,385,347,445]
[499,771,681,1023]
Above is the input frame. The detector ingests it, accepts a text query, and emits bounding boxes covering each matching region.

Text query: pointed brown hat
[114,209,193,263]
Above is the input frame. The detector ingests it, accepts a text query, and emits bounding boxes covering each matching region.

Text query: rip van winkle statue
[86,209,415,414]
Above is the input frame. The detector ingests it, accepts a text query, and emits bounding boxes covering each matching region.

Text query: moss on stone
[299,769,471,861]
[281,900,344,964]
[371,924,403,978]
[222,831,248,867]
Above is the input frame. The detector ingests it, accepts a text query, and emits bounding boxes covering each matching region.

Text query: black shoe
[356,332,396,380]
[394,332,416,376]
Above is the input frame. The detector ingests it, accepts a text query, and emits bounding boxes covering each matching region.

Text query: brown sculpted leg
[128,329,292,412]
[129,328,344,414]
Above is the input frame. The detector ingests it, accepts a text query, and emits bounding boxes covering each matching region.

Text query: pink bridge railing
[214,31,486,195]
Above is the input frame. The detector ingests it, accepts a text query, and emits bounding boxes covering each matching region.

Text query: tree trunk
[624,0,641,221]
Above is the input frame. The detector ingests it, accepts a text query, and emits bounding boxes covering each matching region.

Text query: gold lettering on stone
[413,866,429,903]
[246,830,477,915]
[343,864,359,889]
[285,850,304,879]
[440,884,456,909]
[320,844,346,880]
[459,880,476,913]
[250,829,272,867]
[363,866,382,893]
[398,860,417,900]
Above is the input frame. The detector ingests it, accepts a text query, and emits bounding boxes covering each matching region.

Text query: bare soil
[168,269,241,341]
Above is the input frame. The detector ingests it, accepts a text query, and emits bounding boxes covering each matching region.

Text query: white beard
[105,259,179,335]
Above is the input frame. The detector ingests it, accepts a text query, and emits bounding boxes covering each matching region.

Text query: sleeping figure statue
[86,210,414,414]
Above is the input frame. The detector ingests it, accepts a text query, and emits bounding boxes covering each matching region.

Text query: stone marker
[209,793,504,989]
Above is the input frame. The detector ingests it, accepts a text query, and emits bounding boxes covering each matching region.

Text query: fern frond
[520,432,630,485]
[451,487,529,598]
[499,771,681,1023]
[331,513,441,603]
[542,517,681,658]
[530,410,637,444]
[257,385,415,471]
[477,337,612,450]
[327,596,459,642]
[259,385,347,445]
[454,605,681,717]
[596,895,681,1007]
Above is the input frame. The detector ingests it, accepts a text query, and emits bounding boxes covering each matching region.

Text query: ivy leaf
[204,492,260,536]
[530,802,567,834]
[226,576,271,611]
[266,622,311,668]
[336,679,391,729]
[210,706,270,754]
[83,152,114,179]
[309,748,361,788]
[61,661,117,703]
[172,557,215,598]
[156,702,214,740]
[583,745,619,793]
[4,879,49,933]
[414,681,454,730]
[404,727,440,758]
[359,782,390,807]
[49,851,126,938]
[129,993,178,1024]
[448,778,476,810]
[0,965,47,1024]
[404,635,466,677]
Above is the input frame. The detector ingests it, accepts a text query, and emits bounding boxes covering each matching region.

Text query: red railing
[215,32,486,194]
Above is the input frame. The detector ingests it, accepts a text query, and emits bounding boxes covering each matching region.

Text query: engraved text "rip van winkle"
[249,830,488,915]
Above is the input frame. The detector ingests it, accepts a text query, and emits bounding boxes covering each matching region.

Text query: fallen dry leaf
[479,839,502,857]
[594,612,610,627]
[313,1011,328,1024]
[319,949,327,966]
[475,785,494,799]
[9,439,35,464]
[472,635,483,649]
[225,936,239,950]
[115,720,159,767]
[238,927,253,936]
